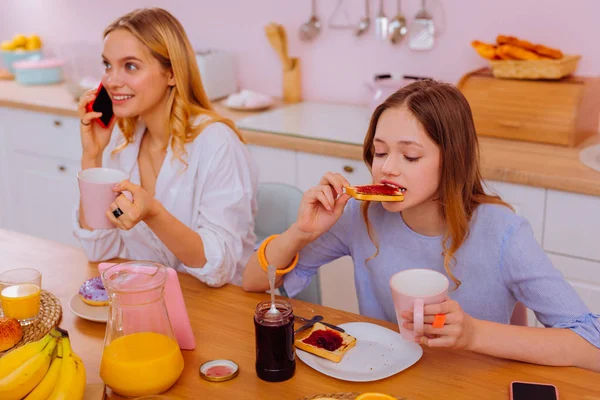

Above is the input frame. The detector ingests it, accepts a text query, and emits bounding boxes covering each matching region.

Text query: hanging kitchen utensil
[388,0,408,44]
[299,0,321,41]
[328,0,354,30]
[408,0,435,50]
[375,0,388,41]
[355,0,370,36]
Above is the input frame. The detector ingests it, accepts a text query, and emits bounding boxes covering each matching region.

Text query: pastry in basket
[496,35,564,59]
[533,44,564,60]
[496,35,537,52]
[78,276,109,306]
[496,44,548,61]
[471,40,499,60]
[294,322,356,363]
[344,183,404,202]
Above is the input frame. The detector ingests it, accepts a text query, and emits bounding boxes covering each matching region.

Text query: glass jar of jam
[254,299,296,382]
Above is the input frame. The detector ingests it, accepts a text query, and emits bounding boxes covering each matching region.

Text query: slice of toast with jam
[344,184,404,202]
[294,322,356,363]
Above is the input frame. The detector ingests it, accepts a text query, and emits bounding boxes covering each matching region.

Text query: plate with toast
[295,322,422,382]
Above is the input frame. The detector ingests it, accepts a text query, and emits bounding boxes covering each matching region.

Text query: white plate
[68,293,108,323]
[296,322,423,382]
[224,103,273,112]
[580,144,600,173]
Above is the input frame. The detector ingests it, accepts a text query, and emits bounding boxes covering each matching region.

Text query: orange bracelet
[257,234,299,275]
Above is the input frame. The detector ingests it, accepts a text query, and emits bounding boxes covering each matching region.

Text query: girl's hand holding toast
[295,172,352,242]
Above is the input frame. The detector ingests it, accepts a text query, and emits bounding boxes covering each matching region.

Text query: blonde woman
[74,8,258,287]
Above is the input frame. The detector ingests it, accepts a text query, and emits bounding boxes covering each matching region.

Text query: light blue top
[283,199,600,348]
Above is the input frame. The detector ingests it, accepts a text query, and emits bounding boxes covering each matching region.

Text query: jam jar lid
[199,359,239,382]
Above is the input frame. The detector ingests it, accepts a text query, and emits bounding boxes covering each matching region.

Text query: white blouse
[73,120,258,287]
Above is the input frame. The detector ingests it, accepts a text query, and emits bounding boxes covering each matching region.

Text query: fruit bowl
[0,49,42,73]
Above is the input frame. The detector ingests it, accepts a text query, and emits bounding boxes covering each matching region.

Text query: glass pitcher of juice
[99,261,184,398]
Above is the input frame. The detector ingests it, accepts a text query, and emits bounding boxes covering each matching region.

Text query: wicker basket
[488,54,581,80]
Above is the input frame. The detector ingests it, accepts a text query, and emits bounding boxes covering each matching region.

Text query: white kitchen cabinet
[548,253,600,314]
[7,152,80,246]
[319,256,360,314]
[484,180,546,244]
[247,145,296,185]
[544,189,600,262]
[295,152,371,191]
[4,108,81,161]
[0,106,81,246]
[0,112,7,229]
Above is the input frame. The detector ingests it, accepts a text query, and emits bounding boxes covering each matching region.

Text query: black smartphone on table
[510,381,559,400]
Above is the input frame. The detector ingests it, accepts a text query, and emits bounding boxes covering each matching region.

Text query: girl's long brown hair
[104,8,245,164]
[361,80,512,289]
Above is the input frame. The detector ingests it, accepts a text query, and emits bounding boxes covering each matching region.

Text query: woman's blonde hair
[362,80,512,290]
[104,8,244,163]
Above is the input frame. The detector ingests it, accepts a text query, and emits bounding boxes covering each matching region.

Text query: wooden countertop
[2,229,600,400]
[1,81,599,197]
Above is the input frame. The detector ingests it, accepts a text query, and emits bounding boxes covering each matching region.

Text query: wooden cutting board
[0,69,14,80]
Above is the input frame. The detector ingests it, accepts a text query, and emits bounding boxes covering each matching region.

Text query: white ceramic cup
[390,269,449,341]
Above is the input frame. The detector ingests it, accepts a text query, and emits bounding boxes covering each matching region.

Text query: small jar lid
[199,359,239,382]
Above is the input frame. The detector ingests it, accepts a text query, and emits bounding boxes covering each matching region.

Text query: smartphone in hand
[85,82,115,128]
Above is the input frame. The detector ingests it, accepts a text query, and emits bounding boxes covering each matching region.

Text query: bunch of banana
[0,327,86,400]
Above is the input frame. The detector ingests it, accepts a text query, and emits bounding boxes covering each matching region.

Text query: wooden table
[1,229,599,400]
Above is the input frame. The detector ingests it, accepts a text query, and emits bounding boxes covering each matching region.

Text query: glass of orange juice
[0,268,42,326]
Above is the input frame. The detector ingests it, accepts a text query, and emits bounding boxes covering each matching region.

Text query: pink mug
[390,269,449,341]
[77,168,128,229]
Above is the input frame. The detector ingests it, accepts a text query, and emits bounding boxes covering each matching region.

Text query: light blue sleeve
[500,219,600,348]
[282,200,356,297]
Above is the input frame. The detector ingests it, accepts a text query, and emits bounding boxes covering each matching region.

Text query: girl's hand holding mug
[401,298,477,349]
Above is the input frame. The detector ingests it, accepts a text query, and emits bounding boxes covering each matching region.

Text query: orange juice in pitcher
[100,262,184,397]
[100,332,184,397]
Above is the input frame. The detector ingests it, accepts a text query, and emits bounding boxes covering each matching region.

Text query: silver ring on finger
[81,119,91,126]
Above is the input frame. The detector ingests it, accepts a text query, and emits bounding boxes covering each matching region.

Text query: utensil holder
[283,57,302,103]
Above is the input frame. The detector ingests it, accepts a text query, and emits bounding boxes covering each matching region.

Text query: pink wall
[1,0,598,105]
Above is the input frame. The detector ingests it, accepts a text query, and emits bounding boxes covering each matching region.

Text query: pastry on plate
[78,276,108,306]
